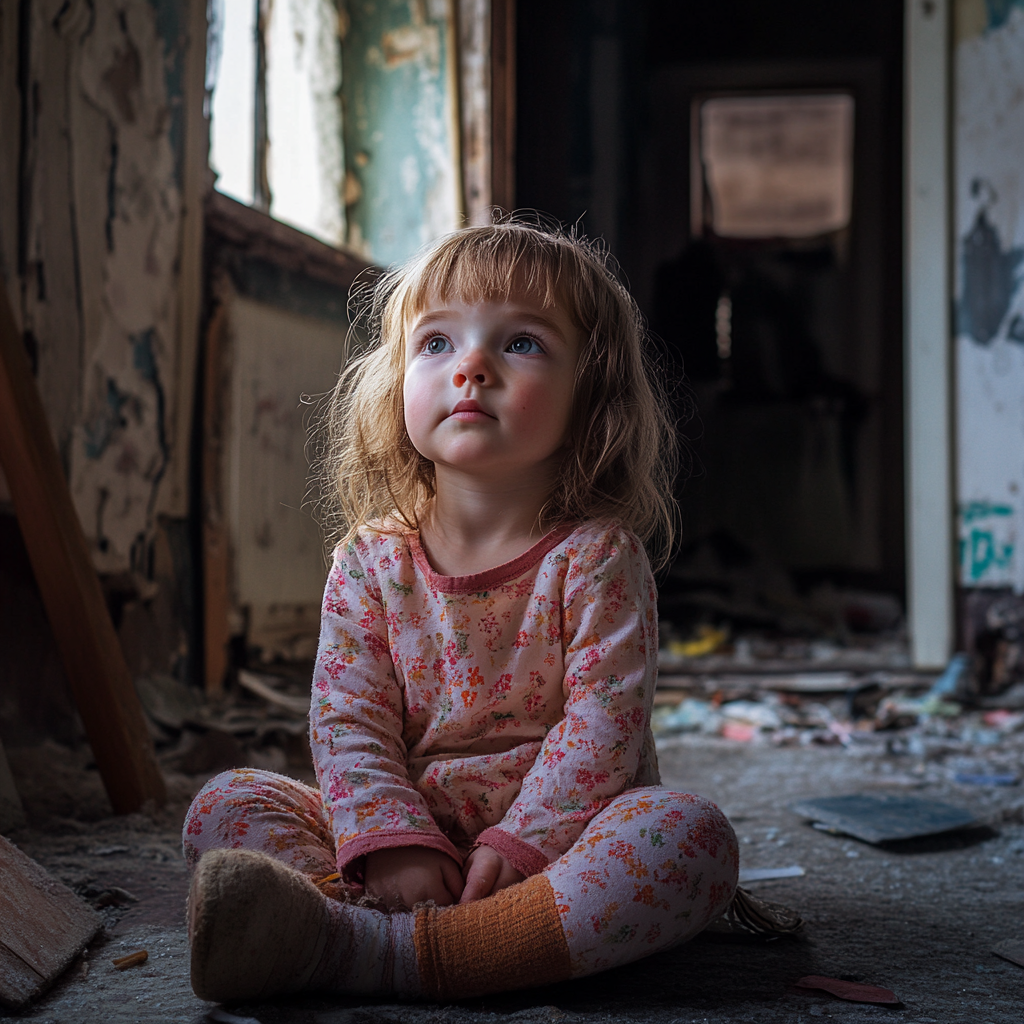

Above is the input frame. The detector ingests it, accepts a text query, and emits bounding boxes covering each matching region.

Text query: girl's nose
[452,350,491,387]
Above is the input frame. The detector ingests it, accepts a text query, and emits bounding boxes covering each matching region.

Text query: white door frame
[904,0,955,668]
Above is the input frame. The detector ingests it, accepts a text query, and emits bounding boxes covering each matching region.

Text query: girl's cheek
[403,381,431,442]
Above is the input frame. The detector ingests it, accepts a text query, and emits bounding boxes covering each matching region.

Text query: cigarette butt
[315,872,341,888]
[111,950,148,970]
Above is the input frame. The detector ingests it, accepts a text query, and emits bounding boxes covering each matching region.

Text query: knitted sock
[414,873,571,1000]
[187,849,420,1001]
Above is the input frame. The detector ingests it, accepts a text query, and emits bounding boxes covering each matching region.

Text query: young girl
[183,222,740,1003]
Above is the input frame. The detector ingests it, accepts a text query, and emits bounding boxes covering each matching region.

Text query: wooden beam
[201,289,232,697]
[164,0,212,517]
[0,288,166,813]
[490,0,516,212]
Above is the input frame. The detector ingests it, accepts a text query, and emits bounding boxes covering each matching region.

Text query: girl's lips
[449,400,495,420]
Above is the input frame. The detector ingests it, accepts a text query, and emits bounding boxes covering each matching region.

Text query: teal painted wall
[340,0,461,266]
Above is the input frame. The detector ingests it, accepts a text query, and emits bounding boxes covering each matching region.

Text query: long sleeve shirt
[309,520,661,880]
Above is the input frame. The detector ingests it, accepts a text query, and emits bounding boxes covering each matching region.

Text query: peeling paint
[340,0,460,265]
[958,205,1024,345]
[956,5,1024,592]
[67,0,185,571]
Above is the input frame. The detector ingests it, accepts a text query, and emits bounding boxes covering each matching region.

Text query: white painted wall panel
[955,4,1024,594]
[227,296,345,610]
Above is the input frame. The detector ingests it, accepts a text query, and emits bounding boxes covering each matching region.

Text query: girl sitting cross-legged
[183,220,742,1002]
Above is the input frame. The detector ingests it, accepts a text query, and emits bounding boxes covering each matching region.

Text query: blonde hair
[316,219,679,567]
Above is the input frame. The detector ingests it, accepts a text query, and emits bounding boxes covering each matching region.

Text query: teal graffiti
[960,529,1014,582]
[985,0,1024,30]
[959,501,1014,524]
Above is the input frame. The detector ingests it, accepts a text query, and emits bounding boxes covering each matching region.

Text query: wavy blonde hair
[316,219,679,567]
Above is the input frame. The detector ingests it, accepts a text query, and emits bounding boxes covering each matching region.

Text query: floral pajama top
[310,520,661,880]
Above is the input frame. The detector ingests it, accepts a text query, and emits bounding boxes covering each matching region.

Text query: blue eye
[507,336,541,354]
[425,336,451,354]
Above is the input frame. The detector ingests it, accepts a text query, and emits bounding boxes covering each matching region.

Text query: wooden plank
[0,287,166,814]
[0,835,100,1009]
[490,0,516,212]
[165,0,212,517]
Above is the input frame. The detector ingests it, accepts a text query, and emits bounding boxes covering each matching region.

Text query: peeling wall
[0,0,205,573]
[340,0,462,265]
[955,0,1024,592]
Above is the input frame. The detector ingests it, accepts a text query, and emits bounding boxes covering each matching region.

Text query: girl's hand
[364,847,465,911]
[459,846,525,903]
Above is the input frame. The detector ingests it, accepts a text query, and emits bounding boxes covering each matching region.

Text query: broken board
[992,939,1024,968]
[790,793,977,844]
[0,835,101,1009]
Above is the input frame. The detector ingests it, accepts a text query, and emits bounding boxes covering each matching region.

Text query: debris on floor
[793,975,900,1005]
[789,793,979,844]
[991,938,1024,968]
[737,865,805,883]
[653,645,1024,806]
[111,949,148,970]
[132,667,315,785]
[0,834,101,1009]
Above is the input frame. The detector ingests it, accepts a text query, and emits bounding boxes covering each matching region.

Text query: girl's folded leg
[182,768,338,879]
[413,786,738,997]
[543,786,739,979]
[187,786,736,1002]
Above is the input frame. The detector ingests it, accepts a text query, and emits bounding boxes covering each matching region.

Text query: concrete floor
[2,732,1022,1024]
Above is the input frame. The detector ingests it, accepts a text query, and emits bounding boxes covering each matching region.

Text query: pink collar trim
[406,524,577,593]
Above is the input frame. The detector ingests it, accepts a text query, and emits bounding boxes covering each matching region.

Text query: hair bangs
[395,227,584,330]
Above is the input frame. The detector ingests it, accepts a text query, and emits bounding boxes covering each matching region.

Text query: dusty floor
[2,731,1022,1024]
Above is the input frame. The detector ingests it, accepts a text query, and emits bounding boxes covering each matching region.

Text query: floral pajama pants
[183,770,739,980]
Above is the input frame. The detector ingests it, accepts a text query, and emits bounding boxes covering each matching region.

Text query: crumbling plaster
[1,0,204,573]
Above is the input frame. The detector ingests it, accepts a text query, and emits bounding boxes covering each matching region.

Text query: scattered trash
[87,886,138,908]
[953,772,1019,786]
[738,865,805,883]
[721,700,784,731]
[665,624,730,659]
[111,950,148,971]
[930,653,972,699]
[794,975,900,1005]
[651,698,721,734]
[208,1008,264,1024]
[991,938,1024,968]
[790,794,978,844]
[134,674,202,730]
[237,669,311,716]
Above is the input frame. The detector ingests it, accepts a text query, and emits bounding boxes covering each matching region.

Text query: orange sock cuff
[414,873,571,1000]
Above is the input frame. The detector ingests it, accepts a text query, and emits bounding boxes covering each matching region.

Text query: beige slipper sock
[188,849,331,1002]
[188,849,421,1001]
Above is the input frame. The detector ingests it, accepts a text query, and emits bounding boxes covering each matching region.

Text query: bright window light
[265,0,345,246]
[208,0,257,207]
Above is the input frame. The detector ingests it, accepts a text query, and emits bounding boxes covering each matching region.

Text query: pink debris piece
[794,975,900,1005]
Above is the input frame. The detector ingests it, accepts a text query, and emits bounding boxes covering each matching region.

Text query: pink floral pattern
[309,522,661,875]
[181,772,738,980]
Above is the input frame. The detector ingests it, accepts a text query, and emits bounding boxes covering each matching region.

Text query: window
[205,0,466,264]
[207,0,345,247]
[693,93,855,240]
